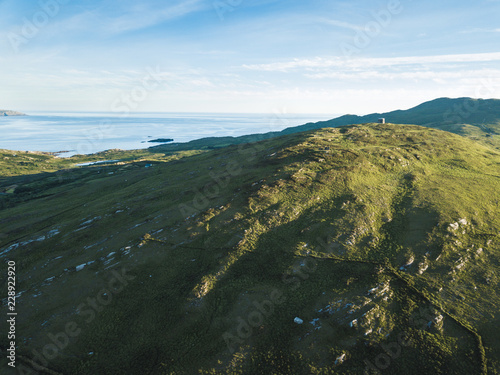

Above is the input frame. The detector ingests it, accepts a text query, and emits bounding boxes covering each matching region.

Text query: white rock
[404,256,415,267]
[335,353,346,365]
[418,263,429,275]
[309,318,320,326]
[76,264,86,271]
[458,218,468,226]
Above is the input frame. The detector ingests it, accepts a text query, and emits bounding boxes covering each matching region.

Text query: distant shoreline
[0,112,332,157]
[0,110,26,116]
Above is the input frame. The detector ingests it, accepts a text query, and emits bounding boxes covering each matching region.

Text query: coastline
[0,110,26,116]
[0,112,334,157]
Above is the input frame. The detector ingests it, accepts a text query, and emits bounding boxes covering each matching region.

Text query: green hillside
[1,123,499,374]
[304,98,500,150]
[146,98,500,153]
[1,98,498,182]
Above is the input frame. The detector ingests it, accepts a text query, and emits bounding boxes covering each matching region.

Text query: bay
[0,112,335,157]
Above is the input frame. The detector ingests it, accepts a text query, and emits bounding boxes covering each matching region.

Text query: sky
[0,0,499,114]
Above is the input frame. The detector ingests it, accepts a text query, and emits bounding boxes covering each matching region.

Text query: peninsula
[0,110,26,116]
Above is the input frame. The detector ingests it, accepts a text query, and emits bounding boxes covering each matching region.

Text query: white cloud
[243,52,500,72]
[318,18,364,32]
[460,28,500,34]
[304,69,500,82]
[1,66,222,94]
[36,0,207,37]
[105,0,206,33]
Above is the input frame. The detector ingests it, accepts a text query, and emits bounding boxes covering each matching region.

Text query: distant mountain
[0,109,26,116]
[151,97,500,152]
[290,97,500,131]
[287,97,500,142]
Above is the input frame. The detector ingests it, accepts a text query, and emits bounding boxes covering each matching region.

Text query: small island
[0,110,26,116]
[148,138,174,143]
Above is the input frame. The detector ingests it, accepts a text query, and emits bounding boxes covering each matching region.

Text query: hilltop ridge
[150,97,500,152]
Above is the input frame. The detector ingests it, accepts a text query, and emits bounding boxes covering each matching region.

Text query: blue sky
[0,0,499,114]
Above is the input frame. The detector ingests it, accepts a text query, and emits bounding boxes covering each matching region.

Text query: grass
[0,123,499,374]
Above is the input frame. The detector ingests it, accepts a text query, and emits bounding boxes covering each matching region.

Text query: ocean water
[0,112,335,157]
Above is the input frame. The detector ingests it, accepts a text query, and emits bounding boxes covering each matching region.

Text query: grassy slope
[0,124,499,374]
[146,98,500,153]
[1,97,498,180]
[0,148,204,178]
[282,97,500,150]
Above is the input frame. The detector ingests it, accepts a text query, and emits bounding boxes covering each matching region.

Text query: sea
[0,112,336,157]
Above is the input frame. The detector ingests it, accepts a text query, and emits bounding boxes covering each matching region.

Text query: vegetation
[145,98,500,153]
[0,120,498,374]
